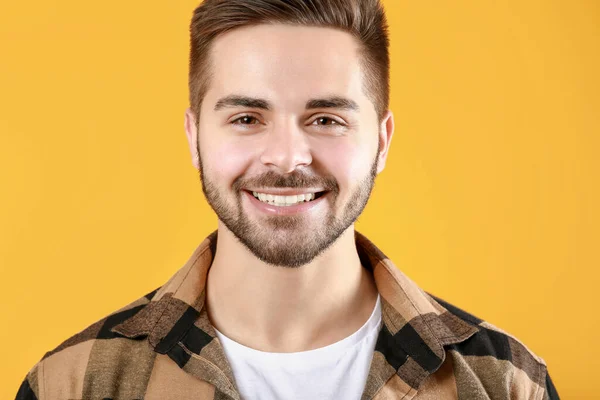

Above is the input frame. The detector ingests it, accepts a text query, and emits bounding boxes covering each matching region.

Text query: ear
[376,110,395,174]
[184,107,200,170]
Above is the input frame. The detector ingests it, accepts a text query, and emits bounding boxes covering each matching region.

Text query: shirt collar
[112,230,479,398]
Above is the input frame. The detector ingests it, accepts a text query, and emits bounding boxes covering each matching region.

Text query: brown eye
[311,116,346,129]
[232,115,259,125]
[316,117,336,126]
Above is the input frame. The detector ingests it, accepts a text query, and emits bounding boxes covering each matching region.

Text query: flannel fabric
[16,230,560,399]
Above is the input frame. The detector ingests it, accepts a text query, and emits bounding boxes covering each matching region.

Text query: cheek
[314,140,373,188]
[201,137,256,184]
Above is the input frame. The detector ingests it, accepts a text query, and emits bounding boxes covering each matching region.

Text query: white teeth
[285,195,297,204]
[251,191,320,206]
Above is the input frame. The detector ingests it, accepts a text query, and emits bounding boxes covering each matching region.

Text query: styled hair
[188,0,390,122]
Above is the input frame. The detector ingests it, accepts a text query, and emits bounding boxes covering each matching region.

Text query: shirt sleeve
[15,377,39,400]
[542,370,560,400]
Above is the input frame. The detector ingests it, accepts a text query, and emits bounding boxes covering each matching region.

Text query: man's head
[184,0,394,268]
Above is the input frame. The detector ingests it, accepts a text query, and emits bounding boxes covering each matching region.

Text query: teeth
[286,195,297,204]
[274,195,286,204]
[251,191,319,206]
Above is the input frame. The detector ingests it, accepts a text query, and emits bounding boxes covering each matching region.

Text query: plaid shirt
[16,230,560,399]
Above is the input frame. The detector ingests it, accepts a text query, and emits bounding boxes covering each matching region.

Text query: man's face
[186,24,392,268]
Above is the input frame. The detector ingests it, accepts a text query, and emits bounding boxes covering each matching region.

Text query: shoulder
[17,287,161,400]
[427,293,558,399]
[41,286,161,361]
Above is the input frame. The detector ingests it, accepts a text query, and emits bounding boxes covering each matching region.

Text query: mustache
[232,170,339,193]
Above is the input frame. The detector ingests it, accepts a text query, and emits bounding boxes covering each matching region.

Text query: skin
[184,24,394,352]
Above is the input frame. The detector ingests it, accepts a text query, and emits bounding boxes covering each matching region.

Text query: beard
[197,140,379,268]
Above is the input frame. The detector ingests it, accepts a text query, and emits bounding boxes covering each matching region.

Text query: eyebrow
[213,95,360,112]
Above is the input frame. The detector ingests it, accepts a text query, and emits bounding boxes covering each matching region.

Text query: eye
[311,116,345,128]
[231,115,260,126]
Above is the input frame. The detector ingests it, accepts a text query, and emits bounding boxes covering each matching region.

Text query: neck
[205,222,379,353]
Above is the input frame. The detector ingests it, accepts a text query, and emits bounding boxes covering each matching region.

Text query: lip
[243,190,328,216]
[245,188,326,196]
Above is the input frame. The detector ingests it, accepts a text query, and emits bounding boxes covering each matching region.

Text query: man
[16,0,559,399]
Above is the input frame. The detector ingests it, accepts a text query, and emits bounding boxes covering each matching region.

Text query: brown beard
[196,137,379,268]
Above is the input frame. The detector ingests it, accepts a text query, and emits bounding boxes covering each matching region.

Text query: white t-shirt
[214,294,382,400]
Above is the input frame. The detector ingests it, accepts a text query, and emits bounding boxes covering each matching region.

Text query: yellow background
[1,0,598,398]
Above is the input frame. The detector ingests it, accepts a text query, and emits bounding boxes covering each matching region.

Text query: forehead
[205,24,366,110]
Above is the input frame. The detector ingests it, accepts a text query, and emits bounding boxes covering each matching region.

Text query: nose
[259,121,312,174]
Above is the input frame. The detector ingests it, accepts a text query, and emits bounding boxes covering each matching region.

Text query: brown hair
[189,0,390,122]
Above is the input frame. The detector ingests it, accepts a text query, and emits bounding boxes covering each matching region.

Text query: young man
[17,1,559,399]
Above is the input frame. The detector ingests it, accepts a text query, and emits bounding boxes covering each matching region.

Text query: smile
[251,191,326,207]
[243,189,328,215]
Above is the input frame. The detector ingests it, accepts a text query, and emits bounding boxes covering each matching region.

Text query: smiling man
[16,1,559,399]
